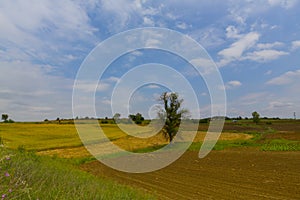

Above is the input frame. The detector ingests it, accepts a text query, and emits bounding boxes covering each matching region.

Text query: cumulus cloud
[143,16,155,26]
[226,80,242,89]
[0,61,73,121]
[106,76,120,83]
[220,80,242,90]
[74,81,110,92]
[189,58,217,75]
[268,101,293,109]
[291,40,300,50]
[0,0,97,60]
[100,0,159,31]
[218,31,260,66]
[225,26,241,39]
[256,42,284,49]
[267,0,299,9]
[243,49,289,62]
[267,69,300,85]
[176,22,188,30]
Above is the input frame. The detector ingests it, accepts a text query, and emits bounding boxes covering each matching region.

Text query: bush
[7,119,14,123]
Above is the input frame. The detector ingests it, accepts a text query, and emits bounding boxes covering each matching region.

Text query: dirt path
[81,149,300,200]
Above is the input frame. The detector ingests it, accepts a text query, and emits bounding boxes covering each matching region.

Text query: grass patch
[261,139,300,151]
[0,147,155,200]
[132,144,167,153]
[188,140,258,151]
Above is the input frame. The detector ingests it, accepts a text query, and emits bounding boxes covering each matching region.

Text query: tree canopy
[1,114,8,122]
[252,111,260,124]
[158,92,189,142]
[129,113,144,124]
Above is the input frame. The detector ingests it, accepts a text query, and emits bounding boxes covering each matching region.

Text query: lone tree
[158,92,189,142]
[1,114,8,122]
[252,111,260,124]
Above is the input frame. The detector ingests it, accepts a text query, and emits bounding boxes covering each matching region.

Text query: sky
[0,0,300,121]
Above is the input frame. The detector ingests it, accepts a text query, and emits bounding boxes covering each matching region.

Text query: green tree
[252,111,260,124]
[1,114,8,122]
[113,113,121,120]
[158,92,189,142]
[129,113,144,124]
[134,113,144,124]
[113,113,121,124]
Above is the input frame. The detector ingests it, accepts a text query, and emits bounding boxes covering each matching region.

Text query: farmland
[0,119,300,199]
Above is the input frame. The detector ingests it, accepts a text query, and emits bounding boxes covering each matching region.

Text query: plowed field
[81,149,300,200]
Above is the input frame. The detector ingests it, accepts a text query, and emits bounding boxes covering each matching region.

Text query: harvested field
[37,131,252,158]
[81,149,300,200]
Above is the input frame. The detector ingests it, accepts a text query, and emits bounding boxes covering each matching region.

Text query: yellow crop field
[0,122,255,158]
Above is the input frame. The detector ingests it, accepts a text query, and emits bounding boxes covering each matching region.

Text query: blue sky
[0,0,300,121]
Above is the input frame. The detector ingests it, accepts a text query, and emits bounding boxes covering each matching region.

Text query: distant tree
[113,113,121,122]
[7,119,14,123]
[129,113,144,124]
[128,114,136,121]
[252,111,260,124]
[135,113,144,124]
[56,117,61,124]
[1,114,8,122]
[158,92,189,142]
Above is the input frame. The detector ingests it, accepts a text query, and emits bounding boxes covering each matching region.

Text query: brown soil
[81,149,300,200]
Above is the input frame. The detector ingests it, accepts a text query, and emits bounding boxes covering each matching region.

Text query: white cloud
[176,22,188,30]
[226,26,241,39]
[189,26,225,49]
[131,50,143,56]
[243,49,289,62]
[226,80,242,89]
[0,61,73,121]
[267,69,300,85]
[189,58,217,75]
[291,40,300,50]
[100,0,159,31]
[146,84,160,89]
[145,39,161,47]
[0,0,97,65]
[268,0,298,9]
[256,42,284,49]
[106,76,120,83]
[143,16,155,26]
[74,81,110,92]
[0,0,97,42]
[268,101,293,109]
[218,31,260,66]
[101,99,111,105]
[239,92,270,106]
